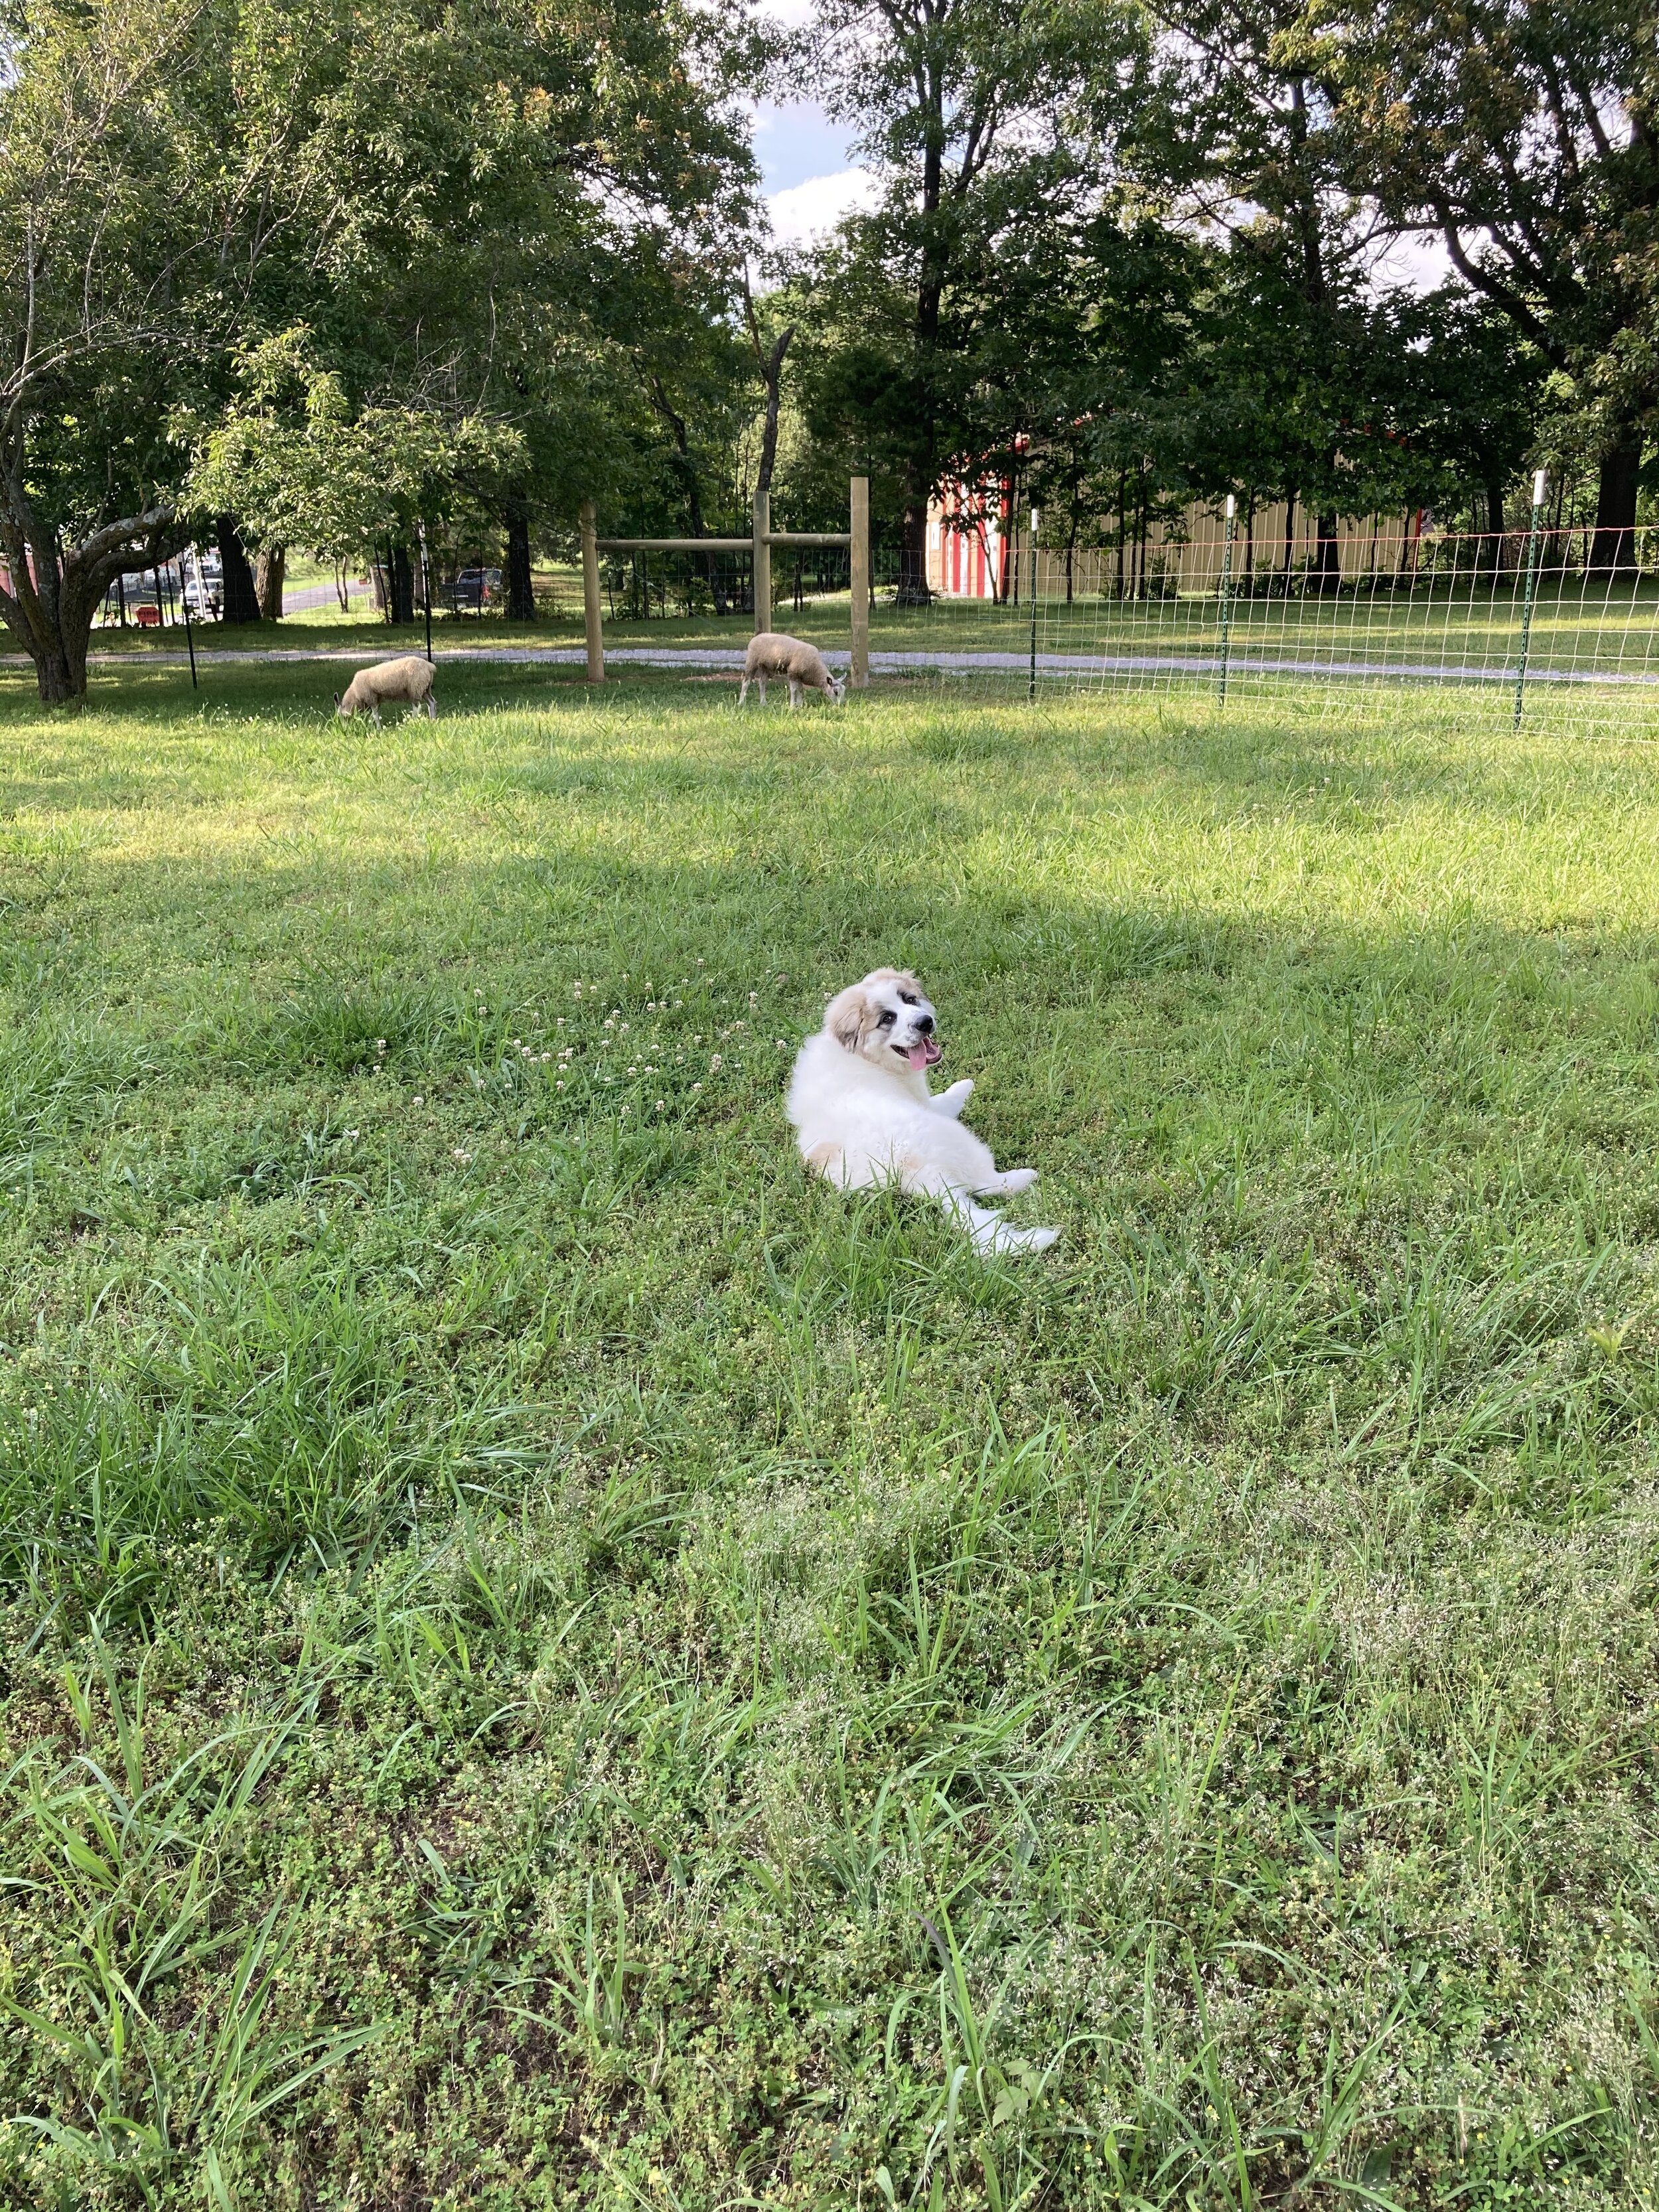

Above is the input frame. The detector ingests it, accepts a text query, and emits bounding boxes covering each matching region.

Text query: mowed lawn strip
[3,663,1659,2208]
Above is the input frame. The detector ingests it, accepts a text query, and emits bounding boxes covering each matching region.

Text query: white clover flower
[451,1148,472,1163]
[411,1094,424,1106]
[691,1081,702,1092]
[709,1054,723,1070]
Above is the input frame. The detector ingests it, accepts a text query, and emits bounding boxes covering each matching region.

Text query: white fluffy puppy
[786,968,1058,1256]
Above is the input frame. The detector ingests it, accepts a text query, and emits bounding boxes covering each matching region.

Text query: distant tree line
[1,0,1652,696]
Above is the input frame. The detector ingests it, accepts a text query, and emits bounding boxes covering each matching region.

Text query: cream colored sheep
[739,631,846,709]
[333,656,437,726]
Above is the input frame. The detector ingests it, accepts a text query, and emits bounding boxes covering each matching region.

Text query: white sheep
[739,631,847,709]
[333,656,437,726]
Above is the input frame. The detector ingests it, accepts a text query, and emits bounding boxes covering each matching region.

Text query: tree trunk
[1315,510,1340,594]
[1589,434,1642,574]
[895,79,945,615]
[896,485,932,607]
[216,516,261,623]
[33,642,78,703]
[0,501,182,701]
[255,544,285,619]
[390,544,415,625]
[504,494,535,621]
[650,374,735,616]
[1281,488,1298,589]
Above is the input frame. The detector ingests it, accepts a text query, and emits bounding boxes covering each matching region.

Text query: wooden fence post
[580,500,604,682]
[753,485,771,636]
[849,476,870,690]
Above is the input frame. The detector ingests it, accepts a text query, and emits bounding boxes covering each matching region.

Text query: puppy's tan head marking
[822,968,940,1070]
[826,981,872,1052]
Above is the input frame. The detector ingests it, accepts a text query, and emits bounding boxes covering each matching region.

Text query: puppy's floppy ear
[826,984,868,1053]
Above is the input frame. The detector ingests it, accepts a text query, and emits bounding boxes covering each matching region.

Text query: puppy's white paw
[976,1220,1059,1258]
[995,1167,1039,1195]
[935,1078,974,1118]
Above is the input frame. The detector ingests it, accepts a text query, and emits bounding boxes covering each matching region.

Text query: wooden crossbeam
[595,533,853,553]
[580,482,869,684]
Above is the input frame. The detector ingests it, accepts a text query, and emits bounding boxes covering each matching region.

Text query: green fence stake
[1216,493,1237,705]
[1028,506,1039,703]
[1512,468,1548,731]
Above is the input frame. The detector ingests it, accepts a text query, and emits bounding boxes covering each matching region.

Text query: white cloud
[1367,229,1457,298]
[765,167,880,244]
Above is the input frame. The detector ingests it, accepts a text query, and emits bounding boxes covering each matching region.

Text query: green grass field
[6,663,1659,2209]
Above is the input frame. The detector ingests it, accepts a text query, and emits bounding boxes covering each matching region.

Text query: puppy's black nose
[916,1013,934,1034]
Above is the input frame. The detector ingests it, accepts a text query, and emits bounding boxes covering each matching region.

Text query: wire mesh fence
[862,521,1659,738]
[595,545,854,624]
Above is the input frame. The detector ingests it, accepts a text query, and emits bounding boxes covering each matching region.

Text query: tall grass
[3,665,1659,2205]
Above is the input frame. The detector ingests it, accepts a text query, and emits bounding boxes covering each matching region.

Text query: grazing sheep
[739,631,847,709]
[333,656,437,726]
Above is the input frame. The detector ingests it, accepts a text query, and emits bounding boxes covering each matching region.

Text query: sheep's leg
[425,695,437,721]
[370,702,384,729]
[739,674,750,707]
[757,674,767,705]
[932,1078,974,1119]
[788,679,802,710]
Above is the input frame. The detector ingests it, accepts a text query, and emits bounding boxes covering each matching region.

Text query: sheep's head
[826,670,847,705]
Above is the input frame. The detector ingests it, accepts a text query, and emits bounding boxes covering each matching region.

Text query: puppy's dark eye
[876,1009,896,1026]
[899,992,918,1005]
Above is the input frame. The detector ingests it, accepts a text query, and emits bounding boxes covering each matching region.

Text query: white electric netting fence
[871,516,1659,739]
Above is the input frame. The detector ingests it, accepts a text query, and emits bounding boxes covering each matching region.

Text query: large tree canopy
[1311,0,1659,561]
[802,0,1149,600]
[0,0,768,698]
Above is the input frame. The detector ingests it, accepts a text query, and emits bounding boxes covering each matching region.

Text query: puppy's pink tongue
[907,1039,943,1070]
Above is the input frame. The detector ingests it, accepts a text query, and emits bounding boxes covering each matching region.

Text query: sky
[749,1,877,244]
[744,7,1455,286]
[753,99,877,243]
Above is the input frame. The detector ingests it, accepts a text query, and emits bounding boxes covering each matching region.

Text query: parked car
[181,547,222,617]
[453,567,502,609]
